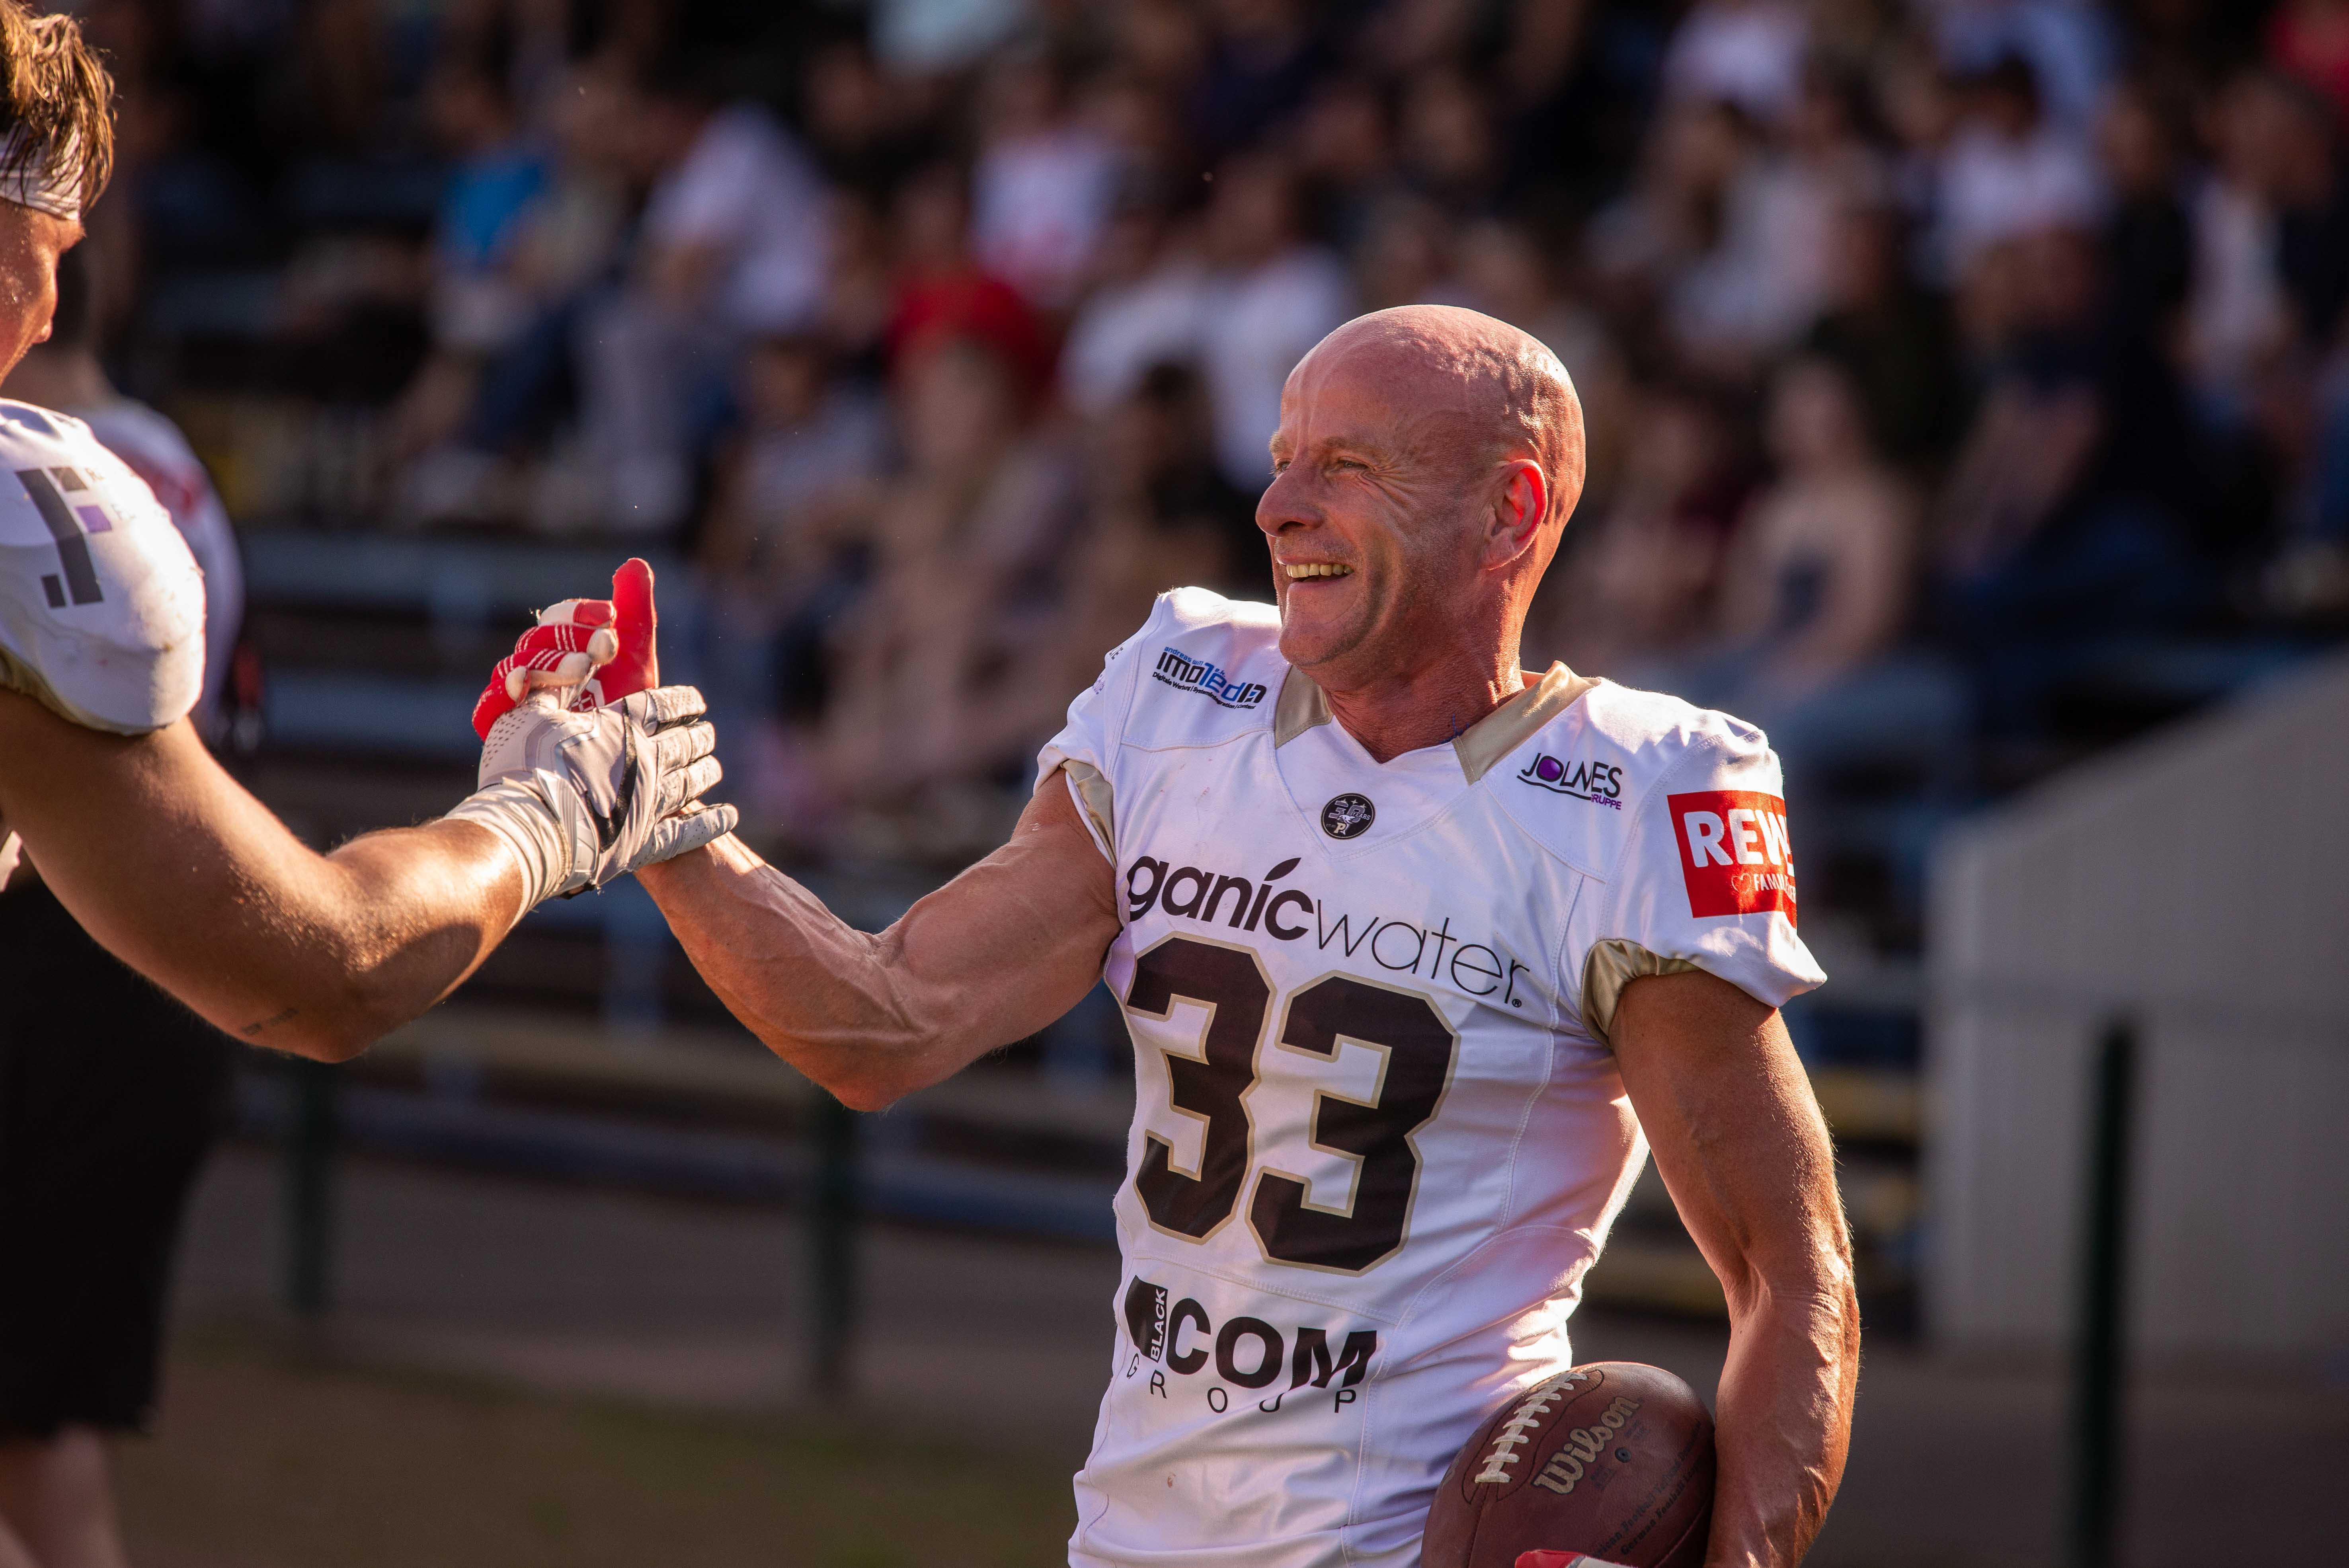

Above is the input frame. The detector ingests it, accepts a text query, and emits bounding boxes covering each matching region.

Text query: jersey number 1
[1124,934,1457,1273]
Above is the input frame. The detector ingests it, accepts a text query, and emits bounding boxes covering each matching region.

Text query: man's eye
[1270,460,1290,476]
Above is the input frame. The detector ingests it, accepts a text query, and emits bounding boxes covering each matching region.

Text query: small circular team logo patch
[1320,793,1375,839]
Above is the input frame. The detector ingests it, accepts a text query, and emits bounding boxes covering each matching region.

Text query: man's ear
[1483,459,1549,569]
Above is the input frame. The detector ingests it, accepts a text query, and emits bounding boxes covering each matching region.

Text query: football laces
[1471,1370,1589,1484]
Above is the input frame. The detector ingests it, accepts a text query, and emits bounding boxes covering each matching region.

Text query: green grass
[119,1329,1076,1568]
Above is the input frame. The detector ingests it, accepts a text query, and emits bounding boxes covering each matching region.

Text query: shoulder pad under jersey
[0,400,204,734]
[1116,587,1285,751]
[1488,677,1778,881]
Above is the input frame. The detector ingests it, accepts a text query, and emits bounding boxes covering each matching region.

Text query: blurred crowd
[71,0,2349,896]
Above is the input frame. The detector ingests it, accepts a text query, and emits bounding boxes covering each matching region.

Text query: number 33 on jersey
[1041,590,1824,1568]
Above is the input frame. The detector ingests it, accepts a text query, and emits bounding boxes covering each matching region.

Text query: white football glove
[446,683,737,911]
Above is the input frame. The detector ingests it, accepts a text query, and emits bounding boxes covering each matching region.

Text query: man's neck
[1314,651,1530,765]
[1,349,108,411]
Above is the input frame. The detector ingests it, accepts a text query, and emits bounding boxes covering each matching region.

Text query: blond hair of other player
[631,304,1859,1566]
[0,12,731,1563]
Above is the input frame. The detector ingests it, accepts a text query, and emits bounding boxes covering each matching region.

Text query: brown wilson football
[1422,1361,1715,1568]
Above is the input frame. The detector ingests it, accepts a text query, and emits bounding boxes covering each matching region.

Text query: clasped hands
[446,557,734,913]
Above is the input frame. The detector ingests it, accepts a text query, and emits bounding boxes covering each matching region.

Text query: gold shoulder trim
[1580,938,1701,1044]
[1272,666,1332,747]
[1059,760,1116,858]
[1454,663,1598,784]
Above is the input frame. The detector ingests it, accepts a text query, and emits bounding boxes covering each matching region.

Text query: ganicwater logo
[1531,1395,1643,1496]
[1124,854,1533,1004]
[1153,646,1267,708]
[1517,752,1623,808]
[1121,1275,1376,1414]
[1669,789,1797,921]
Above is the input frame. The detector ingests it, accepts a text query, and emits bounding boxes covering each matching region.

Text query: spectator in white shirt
[1060,202,1209,419]
[1672,74,1889,374]
[2184,71,2319,425]
[1661,0,1811,125]
[1933,53,2105,281]
[577,69,832,532]
[1928,0,2115,132]
[1195,154,1353,490]
[971,51,1122,311]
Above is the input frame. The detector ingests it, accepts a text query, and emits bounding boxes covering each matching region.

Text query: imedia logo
[1153,646,1268,709]
[1121,1276,1376,1416]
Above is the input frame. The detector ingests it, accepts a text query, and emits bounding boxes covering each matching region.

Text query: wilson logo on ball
[1668,789,1797,921]
[1423,1361,1716,1568]
[1531,1395,1643,1496]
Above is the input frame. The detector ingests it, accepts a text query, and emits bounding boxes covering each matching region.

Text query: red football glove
[1516,1556,1633,1568]
[471,558,662,739]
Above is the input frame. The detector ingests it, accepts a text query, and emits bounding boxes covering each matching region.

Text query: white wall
[1927,654,2349,1356]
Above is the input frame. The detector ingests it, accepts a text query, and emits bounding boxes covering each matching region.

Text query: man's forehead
[1291,328,1487,399]
[1276,339,1495,452]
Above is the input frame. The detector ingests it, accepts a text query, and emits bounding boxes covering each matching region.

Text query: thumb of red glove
[1517,1555,1633,1568]
[603,556,659,699]
[470,558,662,739]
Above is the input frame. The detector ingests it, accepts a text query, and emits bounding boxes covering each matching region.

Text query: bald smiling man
[630,306,1857,1567]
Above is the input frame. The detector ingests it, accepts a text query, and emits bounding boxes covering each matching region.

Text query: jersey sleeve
[0,406,206,735]
[1579,721,1826,1040]
[77,400,244,714]
[1035,595,1180,864]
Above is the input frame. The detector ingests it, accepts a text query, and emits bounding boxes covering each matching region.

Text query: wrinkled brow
[1271,421,1419,469]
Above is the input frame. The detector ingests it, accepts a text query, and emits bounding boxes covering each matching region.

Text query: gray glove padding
[447,683,737,909]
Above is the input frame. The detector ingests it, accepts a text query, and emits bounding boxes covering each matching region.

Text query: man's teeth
[1284,563,1353,579]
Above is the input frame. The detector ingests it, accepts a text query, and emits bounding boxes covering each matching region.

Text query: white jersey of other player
[1040,589,1824,1568]
[69,396,242,715]
[0,398,206,887]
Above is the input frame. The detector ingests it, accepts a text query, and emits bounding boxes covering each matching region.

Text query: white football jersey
[0,398,207,889]
[0,399,205,734]
[1039,590,1824,1568]
[71,396,242,715]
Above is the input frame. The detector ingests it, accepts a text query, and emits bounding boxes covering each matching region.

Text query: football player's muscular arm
[0,692,527,1061]
[636,773,1120,1108]
[1611,969,1859,1568]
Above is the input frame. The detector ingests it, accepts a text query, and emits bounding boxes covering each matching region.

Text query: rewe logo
[1668,789,1797,920]
[1517,751,1623,807]
[1153,646,1267,708]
